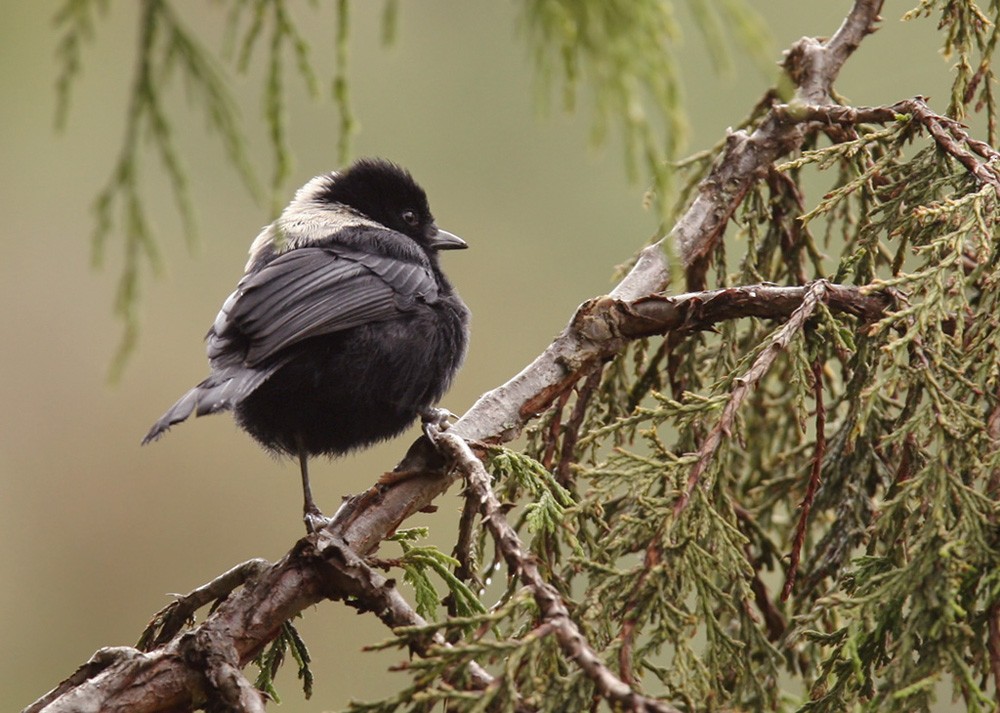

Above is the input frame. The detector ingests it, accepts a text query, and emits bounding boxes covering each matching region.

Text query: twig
[556,365,605,487]
[778,98,1000,194]
[540,387,573,470]
[781,359,827,601]
[749,566,787,642]
[451,487,482,591]
[139,558,271,650]
[626,338,670,411]
[429,427,681,713]
[675,280,831,514]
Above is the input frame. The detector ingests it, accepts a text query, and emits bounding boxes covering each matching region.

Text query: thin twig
[675,280,831,514]
[779,98,1000,194]
[782,359,827,601]
[557,365,605,487]
[451,487,482,591]
[138,558,271,650]
[541,387,573,470]
[429,427,681,713]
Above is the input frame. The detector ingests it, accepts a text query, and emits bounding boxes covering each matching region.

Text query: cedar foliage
[348,5,1000,712]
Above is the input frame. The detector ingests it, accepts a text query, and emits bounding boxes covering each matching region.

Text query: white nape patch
[245,172,383,270]
[291,171,341,206]
[245,223,280,270]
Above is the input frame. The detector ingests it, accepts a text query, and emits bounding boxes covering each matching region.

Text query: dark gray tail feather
[141,366,279,445]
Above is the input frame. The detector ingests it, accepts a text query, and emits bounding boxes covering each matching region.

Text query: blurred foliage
[53,0,769,378]
[56,0,259,378]
[519,0,772,219]
[53,0,350,377]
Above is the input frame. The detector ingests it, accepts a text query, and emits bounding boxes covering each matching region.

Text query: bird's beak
[429,228,468,250]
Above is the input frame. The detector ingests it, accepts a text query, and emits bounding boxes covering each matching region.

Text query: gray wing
[209,245,439,367]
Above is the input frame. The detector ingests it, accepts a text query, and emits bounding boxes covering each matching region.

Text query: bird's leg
[297,445,330,534]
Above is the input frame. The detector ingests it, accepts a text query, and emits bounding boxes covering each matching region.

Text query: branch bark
[778,98,1000,194]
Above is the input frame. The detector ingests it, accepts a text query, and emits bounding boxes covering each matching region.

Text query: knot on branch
[572,296,667,346]
[782,36,825,91]
[313,532,398,613]
[182,629,265,713]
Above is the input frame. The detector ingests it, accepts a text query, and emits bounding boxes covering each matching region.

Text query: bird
[142,158,470,532]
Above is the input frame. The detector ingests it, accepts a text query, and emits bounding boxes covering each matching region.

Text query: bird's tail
[141,367,277,445]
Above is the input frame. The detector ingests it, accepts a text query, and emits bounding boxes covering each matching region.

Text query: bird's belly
[234,310,464,457]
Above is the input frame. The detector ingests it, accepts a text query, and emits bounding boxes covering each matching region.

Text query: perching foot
[303,506,332,534]
[420,407,455,438]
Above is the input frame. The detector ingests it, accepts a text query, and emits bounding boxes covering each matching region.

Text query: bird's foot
[420,407,455,438]
[303,507,332,535]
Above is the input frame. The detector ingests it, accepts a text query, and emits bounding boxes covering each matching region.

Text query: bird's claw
[420,407,455,440]
[303,508,332,534]
[420,407,455,428]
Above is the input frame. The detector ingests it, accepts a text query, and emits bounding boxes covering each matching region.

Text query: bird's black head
[316,158,466,251]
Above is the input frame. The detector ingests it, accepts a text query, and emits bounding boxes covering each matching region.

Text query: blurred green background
[1,2,960,710]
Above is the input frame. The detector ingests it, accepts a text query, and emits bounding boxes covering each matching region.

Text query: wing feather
[209,244,439,367]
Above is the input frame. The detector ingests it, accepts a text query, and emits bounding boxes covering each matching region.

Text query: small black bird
[143,158,470,531]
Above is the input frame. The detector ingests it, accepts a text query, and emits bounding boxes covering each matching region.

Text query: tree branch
[428,427,682,713]
[674,280,831,513]
[332,0,890,556]
[26,2,902,710]
[23,648,144,713]
[675,0,885,288]
[779,98,1000,194]
[139,559,271,651]
[25,279,892,712]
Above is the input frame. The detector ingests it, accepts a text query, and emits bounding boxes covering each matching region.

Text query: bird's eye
[401,210,419,227]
